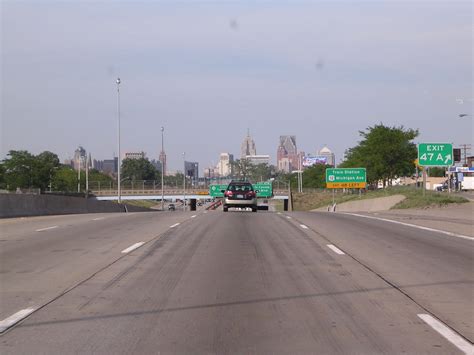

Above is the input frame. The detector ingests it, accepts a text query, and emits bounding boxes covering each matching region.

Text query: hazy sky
[2,0,472,172]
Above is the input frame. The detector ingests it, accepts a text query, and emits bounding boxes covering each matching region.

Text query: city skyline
[2,1,472,173]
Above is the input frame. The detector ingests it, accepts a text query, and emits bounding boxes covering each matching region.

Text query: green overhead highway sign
[325,168,367,188]
[418,143,453,166]
[253,182,273,198]
[209,184,228,197]
[209,182,273,198]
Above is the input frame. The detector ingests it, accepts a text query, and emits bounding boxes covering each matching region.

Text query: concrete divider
[0,194,151,218]
[313,194,406,213]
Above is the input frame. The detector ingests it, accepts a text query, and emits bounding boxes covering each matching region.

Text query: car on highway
[222,181,258,212]
[168,203,176,211]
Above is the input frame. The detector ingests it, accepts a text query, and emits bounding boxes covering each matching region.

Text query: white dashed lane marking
[327,244,345,255]
[0,308,35,333]
[121,242,145,254]
[418,314,473,354]
[170,223,180,228]
[35,226,58,232]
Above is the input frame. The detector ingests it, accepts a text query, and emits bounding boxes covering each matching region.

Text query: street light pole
[77,157,81,193]
[183,152,186,211]
[116,77,122,204]
[161,126,165,210]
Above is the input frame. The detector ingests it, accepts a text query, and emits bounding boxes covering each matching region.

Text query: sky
[1,0,472,173]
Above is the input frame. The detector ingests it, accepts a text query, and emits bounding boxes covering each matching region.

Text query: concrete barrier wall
[0,194,151,218]
[314,194,406,213]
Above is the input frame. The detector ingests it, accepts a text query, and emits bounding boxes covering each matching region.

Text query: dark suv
[222,181,258,212]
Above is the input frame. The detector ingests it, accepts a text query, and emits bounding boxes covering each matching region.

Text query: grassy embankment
[119,200,160,209]
[291,186,468,211]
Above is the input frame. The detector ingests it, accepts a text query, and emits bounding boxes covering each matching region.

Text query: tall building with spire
[240,130,257,159]
[277,136,298,172]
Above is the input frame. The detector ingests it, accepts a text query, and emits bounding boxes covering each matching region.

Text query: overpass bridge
[92,188,289,201]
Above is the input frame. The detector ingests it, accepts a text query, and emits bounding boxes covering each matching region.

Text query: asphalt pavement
[1,209,472,354]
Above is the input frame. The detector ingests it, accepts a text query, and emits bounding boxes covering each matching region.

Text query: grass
[291,186,469,211]
[120,200,160,209]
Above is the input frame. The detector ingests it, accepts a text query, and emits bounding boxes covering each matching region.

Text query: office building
[318,146,335,167]
[218,153,234,177]
[277,136,299,173]
[184,161,199,186]
[73,146,86,170]
[241,131,257,158]
[125,152,145,160]
[246,155,270,165]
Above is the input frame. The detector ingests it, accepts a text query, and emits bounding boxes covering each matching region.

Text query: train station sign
[326,168,367,189]
[418,143,453,167]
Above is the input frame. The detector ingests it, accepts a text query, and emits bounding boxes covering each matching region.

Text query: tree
[2,150,36,190]
[340,124,418,187]
[302,164,330,188]
[121,158,160,181]
[428,167,446,177]
[52,166,78,192]
[33,151,61,190]
[230,159,253,180]
[0,164,6,189]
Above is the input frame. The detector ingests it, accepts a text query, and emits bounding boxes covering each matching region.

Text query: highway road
[1,209,472,354]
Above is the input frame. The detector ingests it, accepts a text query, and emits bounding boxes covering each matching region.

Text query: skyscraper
[73,146,86,170]
[318,146,335,167]
[241,130,257,158]
[277,136,298,172]
[218,153,234,177]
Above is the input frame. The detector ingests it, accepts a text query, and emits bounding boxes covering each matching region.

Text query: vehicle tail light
[225,191,233,197]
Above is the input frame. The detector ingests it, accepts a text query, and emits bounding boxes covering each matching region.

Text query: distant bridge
[92,188,289,201]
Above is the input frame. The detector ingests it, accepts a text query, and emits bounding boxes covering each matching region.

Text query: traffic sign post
[418,143,453,167]
[325,168,367,189]
[418,143,453,195]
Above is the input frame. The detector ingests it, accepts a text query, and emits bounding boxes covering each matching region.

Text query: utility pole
[116,77,122,204]
[161,126,165,211]
[183,152,186,211]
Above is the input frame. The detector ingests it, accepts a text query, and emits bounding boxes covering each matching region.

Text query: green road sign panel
[209,182,273,198]
[209,184,228,197]
[253,182,273,198]
[418,143,453,166]
[325,168,367,188]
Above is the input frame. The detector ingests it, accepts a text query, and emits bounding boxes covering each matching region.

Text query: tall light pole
[183,152,186,211]
[77,156,81,193]
[161,126,165,210]
[116,77,122,203]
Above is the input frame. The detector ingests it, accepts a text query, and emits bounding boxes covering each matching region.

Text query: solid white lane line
[418,314,473,354]
[35,226,58,232]
[327,244,345,255]
[345,213,474,241]
[121,242,145,254]
[170,223,180,228]
[0,308,35,333]
[300,224,308,229]
[191,215,197,218]
[92,217,105,221]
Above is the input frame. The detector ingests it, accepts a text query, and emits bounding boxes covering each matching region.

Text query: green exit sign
[418,143,453,166]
